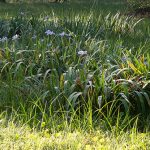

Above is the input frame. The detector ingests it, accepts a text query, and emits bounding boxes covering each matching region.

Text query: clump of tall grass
[0,11,149,130]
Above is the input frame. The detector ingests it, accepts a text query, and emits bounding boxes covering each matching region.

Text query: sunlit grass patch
[0,120,150,150]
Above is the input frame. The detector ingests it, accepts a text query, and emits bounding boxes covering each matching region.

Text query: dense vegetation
[0,0,150,149]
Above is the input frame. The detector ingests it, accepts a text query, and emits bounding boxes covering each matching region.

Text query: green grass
[0,118,150,150]
[0,0,127,17]
[0,0,150,149]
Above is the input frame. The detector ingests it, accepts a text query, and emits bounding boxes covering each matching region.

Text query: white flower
[32,35,37,39]
[12,34,19,40]
[40,39,44,42]
[45,30,55,35]
[77,50,87,57]
[47,43,51,47]
[0,37,8,42]
[59,32,70,37]
[59,32,65,37]
[20,12,25,16]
